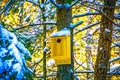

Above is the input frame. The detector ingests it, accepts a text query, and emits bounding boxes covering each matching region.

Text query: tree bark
[42,0,47,80]
[56,0,73,80]
[56,0,72,31]
[94,0,117,80]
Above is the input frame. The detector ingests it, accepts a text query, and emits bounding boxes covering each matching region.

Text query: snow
[109,56,120,63]
[12,63,24,79]
[74,74,80,80]
[115,42,120,47]
[100,47,103,51]
[47,59,55,66]
[69,69,73,73]
[34,0,39,2]
[105,29,110,32]
[20,13,22,17]
[19,2,24,6]
[16,42,31,60]
[9,32,18,45]
[83,0,95,2]
[4,60,11,72]
[45,0,50,4]
[0,23,2,28]
[41,4,45,8]
[0,27,32,79]
[5,75,10,80]
[24,15,30,22]
[43,47,49,53]
[110,64,120,72]
[0,59,4,74]
[70,23,74,28]
[8,59,14,70]
[51,28,70,37]
[70,21,83,29]
[94,1,101,5]
[51,0,62,8]
[111,42,120,48]
[8,44,23,66]
[115,13,120,19]
[0,48,8,58]
[116,27,120,31]
[0,28,18,45]
[64,3,70,9]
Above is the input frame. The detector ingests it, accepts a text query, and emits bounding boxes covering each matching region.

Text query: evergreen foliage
[0,23,33,79]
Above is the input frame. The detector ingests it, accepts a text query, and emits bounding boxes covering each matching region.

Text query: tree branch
[114,13,120,20]
[70,0,80,8]
[38,72,57,77]
[73,12,120,20]
[0,0,14,15]
[50,0,62,8]
[75,70,120,75]
[74,21,100,35]
[81,3,120,27]
[72,12,100,18]
[75,70,94,73]
[109,56,120,63]
[27,0,40,7]
[11,22,56,31]
[70,21,83,29]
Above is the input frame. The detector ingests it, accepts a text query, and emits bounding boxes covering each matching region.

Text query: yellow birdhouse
[51,28,71,65]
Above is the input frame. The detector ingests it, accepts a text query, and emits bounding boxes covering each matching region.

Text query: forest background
[0,0,120,80]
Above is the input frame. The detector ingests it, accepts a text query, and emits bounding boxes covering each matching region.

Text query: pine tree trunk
[94,0,117,80]
[56,0,73,80]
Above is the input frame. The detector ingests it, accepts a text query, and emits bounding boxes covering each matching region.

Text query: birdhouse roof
[51,28,70,37]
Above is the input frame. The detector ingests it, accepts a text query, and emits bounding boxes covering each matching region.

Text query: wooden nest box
[51,28,71,65]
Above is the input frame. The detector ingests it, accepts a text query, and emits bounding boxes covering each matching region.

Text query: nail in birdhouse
[51,28,71,65]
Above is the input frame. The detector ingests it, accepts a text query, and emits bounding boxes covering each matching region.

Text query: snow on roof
[51,28,70,37]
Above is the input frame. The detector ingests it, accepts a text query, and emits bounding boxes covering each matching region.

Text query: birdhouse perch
[51,28,71,65]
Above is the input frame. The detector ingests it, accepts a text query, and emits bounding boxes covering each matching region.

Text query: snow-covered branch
[114,13,120,20]
[38,72,57,77]
[70,21,83,29]
[75,70,120,75]
[75,70,94,73]
[50,0,81,9]
[27,0,45,9]
[70,0,80,8]
[109,56,120,63]
[81,3,120,27]
[12,22,56,31]
[73,12,120,20]
[108,64,120,75]
[0,24,32,79]
[115,27,120,31]
[0,0,14,16]
[73,12,100,18]
[27,0,40,7]
[74,21,100,35]
[111,42,120,48]
[50,0,62,8]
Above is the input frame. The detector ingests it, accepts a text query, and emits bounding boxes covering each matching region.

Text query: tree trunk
[42,0,47,80]
[56,0,73,80]
[94,0,117,80]
[56,0,72,31]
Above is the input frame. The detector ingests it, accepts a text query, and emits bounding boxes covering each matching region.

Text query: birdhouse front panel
[51,36,71,65]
